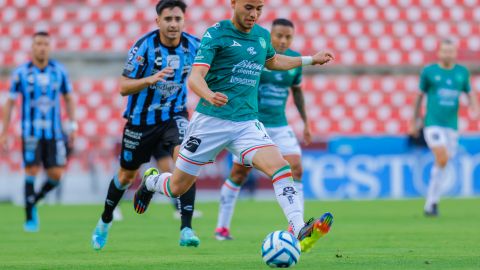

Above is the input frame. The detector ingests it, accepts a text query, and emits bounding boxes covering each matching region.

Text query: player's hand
[207,92,228,107]
[303,124,312,146]
[0,133,8,152]
[312,51,335,65]
[469,106,480,120]
[409,121,419,138]
[146,67,174,85]
[68,131,76,148]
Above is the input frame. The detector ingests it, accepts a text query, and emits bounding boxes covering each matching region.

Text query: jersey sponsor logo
[150,81,183,98]
[184,136,201,153]
[275,73,283,81]
[231,40,242,47]
[247,47,257,55]
[32,96,55,114]
[167,55,180,69]
[204,31,212,38]
[259,37,266,49]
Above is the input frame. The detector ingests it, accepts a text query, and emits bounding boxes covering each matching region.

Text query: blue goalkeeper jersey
[122,30,200,126]
[9,60,72,140]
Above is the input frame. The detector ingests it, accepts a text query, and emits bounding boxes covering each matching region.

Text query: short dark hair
[156,0,187,15]
[272,18,294,29]
[33,31,49,38]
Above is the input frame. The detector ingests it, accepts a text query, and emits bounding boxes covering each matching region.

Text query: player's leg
[22,137,42,232]
[284,155,303,216]
[424,127,450,216]
[137,113,229,211]
[35,138,68,203]
[268,126,304,218]
[252,147,332,252]
[92,124,151,250]
[34,166,63,203]
[24,165,41,232]
[215,160,252,240]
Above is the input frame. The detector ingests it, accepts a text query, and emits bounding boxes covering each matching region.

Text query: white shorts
[177,112,275,176]
[232,125,301,165]
[424,126,458,157]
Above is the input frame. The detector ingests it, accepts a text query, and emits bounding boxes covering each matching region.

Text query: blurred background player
[215,18,311,240]
[0,31,77,232]
[410,39,479,216]
[91,0,201,250]
[134,0,334,252]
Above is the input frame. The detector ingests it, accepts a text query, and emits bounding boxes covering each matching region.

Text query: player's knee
[25,166,40,176]
[46,171,62,181]
[230,171,248,186]
[291,163,303,180]
[436,155,448,168]
[117,169,137,185]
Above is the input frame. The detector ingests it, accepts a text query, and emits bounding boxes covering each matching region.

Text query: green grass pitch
[1,198,479,270]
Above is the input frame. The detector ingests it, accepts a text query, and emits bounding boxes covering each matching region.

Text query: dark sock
[101,175,128,223]
[25,175,36,221]
[178,183,196,230]
[34,178,60,203]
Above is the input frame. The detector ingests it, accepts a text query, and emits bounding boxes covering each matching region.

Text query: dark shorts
[120,115,189,170]
[22,137,67,168]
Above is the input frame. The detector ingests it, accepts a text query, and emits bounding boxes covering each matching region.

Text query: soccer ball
[261,230,301,268]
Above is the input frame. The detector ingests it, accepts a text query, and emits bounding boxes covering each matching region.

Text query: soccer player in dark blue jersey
[91,0,201,250]
[0,31,77,232]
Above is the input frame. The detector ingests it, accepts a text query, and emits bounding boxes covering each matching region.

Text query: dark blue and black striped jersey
[122,30,200,126]
[9,60,72,140]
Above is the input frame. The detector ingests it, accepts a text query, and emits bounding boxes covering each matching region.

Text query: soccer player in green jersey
[410,39,479,216]
[134,0,334,252]
[214,18,311,241]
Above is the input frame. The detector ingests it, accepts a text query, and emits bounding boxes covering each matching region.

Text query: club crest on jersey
[247,47,257,55]
[259,37,266,49]
[275,73,283,81]
[136,55,145,65]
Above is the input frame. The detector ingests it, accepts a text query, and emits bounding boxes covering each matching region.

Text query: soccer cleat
[215,227,233,241]
[91,218,112,251]
[24,206,39,232]
[133,168,158,214]
[298,212,333,252]
[179,227,200,247]
[424,203,439,217]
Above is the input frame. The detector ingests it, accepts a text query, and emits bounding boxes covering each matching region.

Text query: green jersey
[258,49,302,127]
[419,63,471,130]
[193,20,276,121]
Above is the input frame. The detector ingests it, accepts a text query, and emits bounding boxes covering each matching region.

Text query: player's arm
[410,92,424,137]
[265,51,334,71]
[0,72,21,150]
[119,67,174,96]
[63,93,77,143]
[0,98,15,150]
[467,91,479,119]
[187,65,228,107]
[291,85,311,145]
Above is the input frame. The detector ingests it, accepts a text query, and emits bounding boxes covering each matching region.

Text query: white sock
[216,178,241,229]
[294,180,304,219]
[272,166,304,237]
[425,165,445,211]
[146,172,175,198]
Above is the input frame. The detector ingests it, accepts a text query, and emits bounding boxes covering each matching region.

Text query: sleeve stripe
[193,63,211,68]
